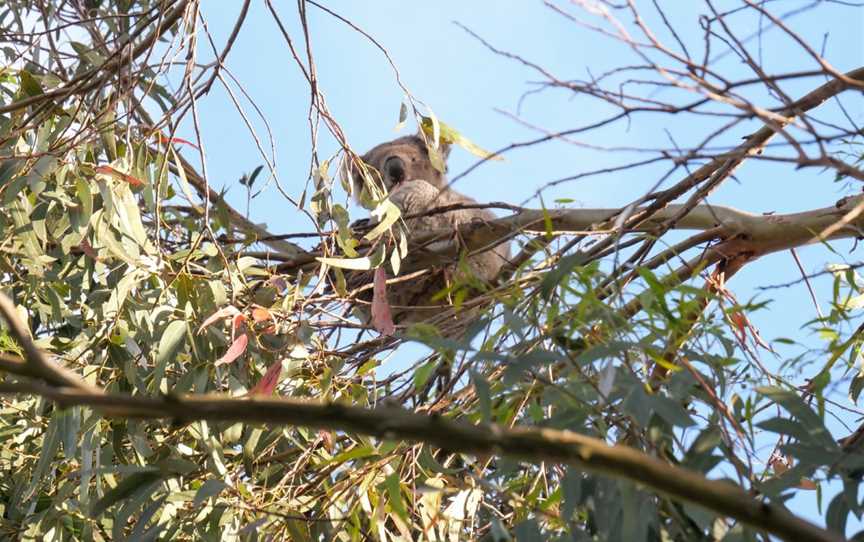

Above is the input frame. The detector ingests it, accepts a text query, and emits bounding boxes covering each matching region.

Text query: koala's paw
[389,180,440,210]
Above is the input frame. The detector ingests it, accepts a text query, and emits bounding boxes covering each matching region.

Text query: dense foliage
[0,1,862,540]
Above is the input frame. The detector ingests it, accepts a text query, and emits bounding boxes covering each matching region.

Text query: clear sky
[183,0,863,531]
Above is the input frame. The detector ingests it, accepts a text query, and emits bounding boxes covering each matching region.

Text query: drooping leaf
[215,333,248,366]
[91,469,164,517]
[249,359,285,396]
[197,305,240,334]
[371,267,395,336]
[153,131,200,149]
[156,320,188,367]
[394,102,408,132]
[364,199,402,241]
[419,115,502,161]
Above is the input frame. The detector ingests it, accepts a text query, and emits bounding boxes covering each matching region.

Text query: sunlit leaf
[317,255,373,270]
[364,199,401,241]
[420,115,502,161]
[198,305,241,334]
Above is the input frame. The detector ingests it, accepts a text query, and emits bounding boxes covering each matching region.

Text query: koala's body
[351,135,510,328]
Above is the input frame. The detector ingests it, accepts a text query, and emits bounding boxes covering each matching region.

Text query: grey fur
[351,135,510,327]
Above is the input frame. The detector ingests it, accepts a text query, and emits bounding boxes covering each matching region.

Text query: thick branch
[397,196,864,272]
[0,381,839,542]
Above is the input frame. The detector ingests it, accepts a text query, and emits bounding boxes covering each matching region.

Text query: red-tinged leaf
[730,312,747,342]
[798,478,818,490]
[153,132,200,149]
[197,306,240,335]
[249,359,284,396]
[251,306,272,322]
[94,165,145,187]
[215,333,248,366]
[78,238,99,260]
[231,313,247,339]
[261,325,277,335]
[371,267,395,336]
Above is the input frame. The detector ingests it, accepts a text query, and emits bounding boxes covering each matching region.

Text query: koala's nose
[384,156,406,184]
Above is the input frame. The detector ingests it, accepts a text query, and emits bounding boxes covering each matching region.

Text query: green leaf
[319,244,386,270]
[170,147,201,214]
[19,70,44,97]
[332,204,358,257]
[470,370,492,423]
[364,199,401,241]
[419,116,502,161]
[414,360,437,392]
[115,182,150,249]
[95,210,140,267]
[23,413,61,501]
[826,492,850,535]
[193,479,228,507]
[757,417,813,444]
[394,102,408,132]
[325,444,377,466]
[91,469,163,517]
[513,519,543,542]
[649,395,696,427]
[317,255,373,270]
[757,386,836,449]
[390,246,402,276]
[381,472,408,522]
[637,267,675,321]
[156,320,188,367]
[540,252,587,299]
[98,106,118,161]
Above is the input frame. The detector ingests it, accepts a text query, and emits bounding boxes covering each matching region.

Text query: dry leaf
[372,267,395,336]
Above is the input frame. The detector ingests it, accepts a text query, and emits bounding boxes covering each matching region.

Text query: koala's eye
[383,156,406,185]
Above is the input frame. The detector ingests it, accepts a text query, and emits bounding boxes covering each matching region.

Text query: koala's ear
[416,128,451,156]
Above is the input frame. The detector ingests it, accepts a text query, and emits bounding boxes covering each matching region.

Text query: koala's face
[352,135,449,199]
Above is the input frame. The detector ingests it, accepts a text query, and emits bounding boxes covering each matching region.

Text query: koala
[350,134,510,328]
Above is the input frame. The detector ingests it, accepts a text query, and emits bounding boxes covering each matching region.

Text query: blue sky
[182,0,864,531]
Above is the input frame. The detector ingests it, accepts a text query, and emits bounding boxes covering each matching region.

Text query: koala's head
[351,135,451,201]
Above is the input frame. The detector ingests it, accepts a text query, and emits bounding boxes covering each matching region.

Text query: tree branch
[0,293,101,392]
[367,195,864,275]
[0,0,191,115]
[0,380,839,542]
